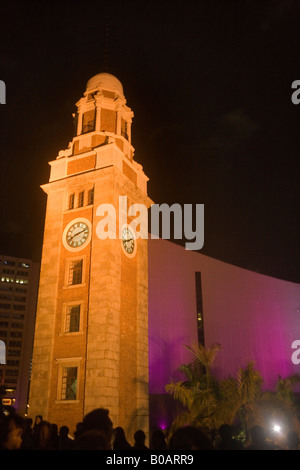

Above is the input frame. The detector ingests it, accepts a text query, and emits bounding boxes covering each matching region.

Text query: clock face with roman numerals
[122,227,135,255]
[63,219,92,251]
[66,222,89,248]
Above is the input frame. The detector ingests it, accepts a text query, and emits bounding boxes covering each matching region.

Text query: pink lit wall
[148,238,300,395]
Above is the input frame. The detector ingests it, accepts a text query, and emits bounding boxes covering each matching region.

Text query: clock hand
[69,229,86,241]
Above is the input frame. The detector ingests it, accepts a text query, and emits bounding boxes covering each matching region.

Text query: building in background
[148,238,300,430]
[0,255,39,415]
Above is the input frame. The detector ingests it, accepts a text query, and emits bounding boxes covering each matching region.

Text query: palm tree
[275,374,300,405]
[218,362,263,437]
[165,344,265,432]
[252,374,300,437]
[165,343,227,430]
[166,342,300,440]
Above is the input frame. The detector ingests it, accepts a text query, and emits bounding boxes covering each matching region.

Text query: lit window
[61,367,77,400]
[15,279,28,285]
[65,305,81,333]
[68,260,83,286]
[2,277,14,283]
[3,278,14,283]
[19,262,30,269]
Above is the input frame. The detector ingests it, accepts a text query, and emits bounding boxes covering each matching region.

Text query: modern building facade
[0,255,39,415]
[148,238,300,430]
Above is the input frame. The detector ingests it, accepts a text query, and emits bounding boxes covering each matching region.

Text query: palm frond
[183,343,221,370]
[165,380,193,409]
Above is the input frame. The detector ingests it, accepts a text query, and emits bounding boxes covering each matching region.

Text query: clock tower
[28,73,152,440]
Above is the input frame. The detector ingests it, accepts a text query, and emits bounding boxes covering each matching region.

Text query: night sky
[0,0,299,283]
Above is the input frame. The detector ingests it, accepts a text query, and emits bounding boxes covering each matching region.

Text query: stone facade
[28,73,152,440]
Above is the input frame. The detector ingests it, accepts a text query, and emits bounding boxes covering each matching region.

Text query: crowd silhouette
[0,406,299,450]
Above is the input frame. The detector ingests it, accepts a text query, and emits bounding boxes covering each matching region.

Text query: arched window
[0,340,6,365]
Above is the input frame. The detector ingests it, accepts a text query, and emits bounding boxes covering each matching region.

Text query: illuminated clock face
[122,227,135,255]
[66,221,90,248]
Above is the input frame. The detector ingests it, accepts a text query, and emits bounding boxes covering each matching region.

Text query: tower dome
[86,73,124,98]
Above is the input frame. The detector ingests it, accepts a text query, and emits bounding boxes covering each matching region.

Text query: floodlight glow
[273,424,281,433]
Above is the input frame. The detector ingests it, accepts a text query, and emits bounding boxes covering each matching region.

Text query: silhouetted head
[26,417,33,428]
[34,415,43,426]
[151,428,167,450]
[81,408,113,448]
[114,427,126,441]
[0,415,25,450]
[218,424,233,441]
[134,429,146,445]
[59,426,69,439]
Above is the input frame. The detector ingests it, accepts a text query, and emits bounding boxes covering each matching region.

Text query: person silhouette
[0,414,26,450]
[50,423,59,450]
[33,420,55,450]
[133,430,148,450]
[58,425,75,450]
[113,427,132,450]
[168,426,213,450]
[215,424,244,450]
[151,429,167,450]
[246,425,272,450]
[74,408,113,450]
[21,417,34,450]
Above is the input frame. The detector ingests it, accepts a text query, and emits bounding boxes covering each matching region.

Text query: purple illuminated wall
[148,238,300,402]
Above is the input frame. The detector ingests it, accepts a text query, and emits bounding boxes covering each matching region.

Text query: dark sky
[0,0,299,283]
